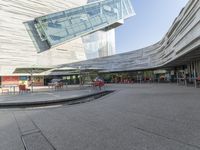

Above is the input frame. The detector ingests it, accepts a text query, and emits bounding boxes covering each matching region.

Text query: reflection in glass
[34,0,134,48]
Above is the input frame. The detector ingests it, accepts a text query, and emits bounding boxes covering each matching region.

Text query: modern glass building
[31,0,133,49]
[0,0,134,76]
[82,30,116,59]
[84,0,116,59]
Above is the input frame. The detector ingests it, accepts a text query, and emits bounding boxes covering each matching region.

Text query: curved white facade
[62,0,200,75]
[0,0,88,75]
[0,0,134,75]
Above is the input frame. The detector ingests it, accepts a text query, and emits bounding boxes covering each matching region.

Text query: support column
[176,72,179,85]
[194,62,197,88]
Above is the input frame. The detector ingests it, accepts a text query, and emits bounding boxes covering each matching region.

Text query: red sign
[2,76,19,85]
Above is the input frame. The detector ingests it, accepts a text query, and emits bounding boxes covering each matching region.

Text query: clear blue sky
[115,0,189,53]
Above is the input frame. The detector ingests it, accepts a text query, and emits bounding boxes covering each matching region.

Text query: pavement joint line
[22,129,40,136]
[12,112,27,150]
[114,109,200,148]
[131,125,200,150]
[13,111,38,133]
[101,90,200,150]
[66,87,200,149]
[3,84,200,149]
[124,108,200,127]
[21,136,27,150]
[13,111,57,150]
[25,112,57,150]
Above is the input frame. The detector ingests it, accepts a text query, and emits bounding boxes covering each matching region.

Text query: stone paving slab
[0,112,24,150]
[1,84,200,150]
[22,132,55,150]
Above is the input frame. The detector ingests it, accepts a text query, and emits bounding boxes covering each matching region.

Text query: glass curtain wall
[82,29,115,59]
[34,0,134,48]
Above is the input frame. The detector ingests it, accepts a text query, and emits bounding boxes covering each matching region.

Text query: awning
[13,67,52,74]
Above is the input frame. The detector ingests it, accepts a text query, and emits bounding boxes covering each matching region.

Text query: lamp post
[30,69,33,92]
[27,68,34,93]
[78,66,82,88]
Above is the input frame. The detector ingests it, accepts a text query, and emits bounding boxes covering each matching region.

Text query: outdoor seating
[55,82,64,90]
[93,80,105,90]
[48,79,65,90]
[1,88,9,94]
[48,83,55,89]
[19,84,30,93]
[196,76,200,87]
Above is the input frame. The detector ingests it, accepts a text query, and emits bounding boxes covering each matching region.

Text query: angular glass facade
[82,0,116,59]
[34,0,134,48]
[82,29,115,59]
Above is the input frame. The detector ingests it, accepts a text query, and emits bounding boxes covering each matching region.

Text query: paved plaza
[0,84,200,150]
[0,88,97,105]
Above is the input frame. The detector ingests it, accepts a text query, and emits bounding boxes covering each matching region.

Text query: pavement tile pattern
[0,84,200,150]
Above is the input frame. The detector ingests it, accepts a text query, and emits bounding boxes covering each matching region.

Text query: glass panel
[34,0,134,47]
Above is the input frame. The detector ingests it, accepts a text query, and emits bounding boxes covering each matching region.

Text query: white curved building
[0,0,134,76]
[0,0,85,75]
[61,0,200,77]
